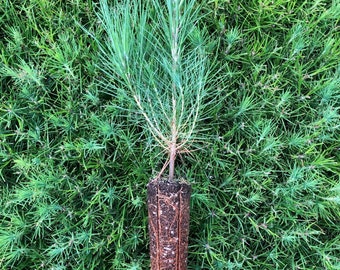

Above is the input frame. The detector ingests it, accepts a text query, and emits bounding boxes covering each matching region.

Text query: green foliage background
[0,0,339,269]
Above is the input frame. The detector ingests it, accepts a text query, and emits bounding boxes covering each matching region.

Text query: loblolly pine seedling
[84,0,221,268]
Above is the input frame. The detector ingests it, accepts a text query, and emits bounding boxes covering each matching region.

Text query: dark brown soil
[147,178,191,270]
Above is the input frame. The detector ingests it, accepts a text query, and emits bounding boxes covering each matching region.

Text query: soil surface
[147,179,191,270]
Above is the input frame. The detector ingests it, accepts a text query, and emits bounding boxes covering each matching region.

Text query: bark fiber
[147,179,191,270]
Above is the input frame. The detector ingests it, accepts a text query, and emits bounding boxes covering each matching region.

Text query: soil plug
[148,179,191,269]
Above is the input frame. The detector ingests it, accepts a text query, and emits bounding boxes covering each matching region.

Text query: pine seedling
[85,0,221,268]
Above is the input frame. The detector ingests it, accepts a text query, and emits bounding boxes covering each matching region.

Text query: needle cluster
[94,0,219,181]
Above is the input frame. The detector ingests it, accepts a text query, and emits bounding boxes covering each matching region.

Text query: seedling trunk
[147,178,191,269]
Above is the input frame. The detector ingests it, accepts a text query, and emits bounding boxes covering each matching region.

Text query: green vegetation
[91,0,221,182]
[0,0,339,269]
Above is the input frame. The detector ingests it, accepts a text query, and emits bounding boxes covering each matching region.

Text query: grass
[0,0,339,269]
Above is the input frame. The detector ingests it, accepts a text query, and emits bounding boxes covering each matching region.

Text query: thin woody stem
[168,118,177,181]
[169,92,178,181]
[169,142,176,181]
